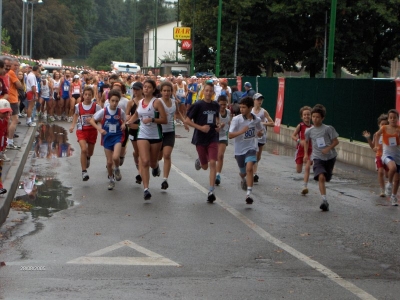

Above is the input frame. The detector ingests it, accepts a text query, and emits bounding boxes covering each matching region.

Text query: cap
[73,75,79,79]
[20,63,27,68]
[244,82,252,88]
[132,81,143,90]
[41,75,47,80]
[160,77,166,82]
[191,76,197,79]
[0,99,12,113]
[253,93,264,100]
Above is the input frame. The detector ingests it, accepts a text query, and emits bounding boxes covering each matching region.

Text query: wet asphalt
[0,122,399,300]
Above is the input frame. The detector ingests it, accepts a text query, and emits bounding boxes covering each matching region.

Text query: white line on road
[172,164,377,300]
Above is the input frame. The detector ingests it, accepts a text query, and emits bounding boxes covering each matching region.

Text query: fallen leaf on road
[275,261,284,264]
[275,249,283,253]
[393,220,400,223]
[0,262,5,266]
[94,232,101,235]
[300,233,310,237]
[11,219,22,223]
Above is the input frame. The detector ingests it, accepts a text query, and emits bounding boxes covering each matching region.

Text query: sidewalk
[0,121,36,226]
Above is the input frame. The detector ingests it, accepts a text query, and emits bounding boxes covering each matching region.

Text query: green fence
[227,77,396,142]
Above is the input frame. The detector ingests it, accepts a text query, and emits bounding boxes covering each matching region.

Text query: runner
[52,71,61,120]
[69,86,101,181]
[90,89,126,190]
[59,69,71,121]
[158,81,188,190]
[0,99,12,194]
[251,93,274,182]
[229,96,264,204]
[126,79,167,200]
[185,81,221,203]
[215,95,231,186]
[174,76,187,124]
[38,75,53,122]
[68,74,82,122]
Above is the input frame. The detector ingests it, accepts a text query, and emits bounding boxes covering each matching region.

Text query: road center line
[172,164,377,300]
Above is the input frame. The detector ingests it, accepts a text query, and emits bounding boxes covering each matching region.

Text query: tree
[86,37,134,69]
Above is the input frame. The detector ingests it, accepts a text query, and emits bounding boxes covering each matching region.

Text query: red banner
[274,78,285,134]
[236,76,242,92]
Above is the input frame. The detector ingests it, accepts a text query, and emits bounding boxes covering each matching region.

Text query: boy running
[69,86,101,181]
[185,81,221,203]
[228,96,264,204]
[90,89,126,190]
[304,104,339,211]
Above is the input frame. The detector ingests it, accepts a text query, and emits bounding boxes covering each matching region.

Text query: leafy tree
[86,37,134,69]
[1,29,13,54]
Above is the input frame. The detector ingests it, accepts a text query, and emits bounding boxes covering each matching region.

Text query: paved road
[0,122,399,300]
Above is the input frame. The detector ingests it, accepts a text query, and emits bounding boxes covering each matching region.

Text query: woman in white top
[251,93,274,182]
[158,81,188,190]
[126,80,167,200]
[52,72,61,120]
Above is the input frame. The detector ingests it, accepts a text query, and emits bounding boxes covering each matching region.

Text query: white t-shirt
[104,97,129,112]
[229,114,263,155]
[26,72,38,93]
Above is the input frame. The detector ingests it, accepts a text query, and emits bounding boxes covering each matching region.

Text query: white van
[111,61,141,74]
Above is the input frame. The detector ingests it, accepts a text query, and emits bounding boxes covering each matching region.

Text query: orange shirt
[8,70,19,104]
[382,125,400,146]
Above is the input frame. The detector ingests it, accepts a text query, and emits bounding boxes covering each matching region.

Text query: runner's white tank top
[41,80,50,98]
[160,99,176,133]
[219,109,230,141]
[53,79,60,92]
[251,108,267,144]
[137,97,163,139]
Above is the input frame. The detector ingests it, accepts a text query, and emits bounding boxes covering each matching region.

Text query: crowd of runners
[0,56,398,211]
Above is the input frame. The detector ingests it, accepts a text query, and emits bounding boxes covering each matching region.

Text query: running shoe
[320,200,329,211]
[26,121,36,127]
[119,156,125,166]
[379,189,385,197]
[195,158,201,170]
[42,113,48,120]
[215,174,221,185]
[108,176,115,190]
[68,117,73,122]
[144,189,152,200]
[0,188,7,194]
[207,192,216,203]
[246,195,254,204]
[254,174,259,183]
[152,165,161,177]
[56,115,61,121]
[385,182,393,196]
[49,116,55,122]
[241,179,247,191]
[136,174,142,184]
[114,168,122,181]
[13,133,19,138]
[6,143,21,150]
[301,186,309,195]
[82,171,89,181]
[0,152,10,162]
[391,195,399,206]
[161,180,169,190]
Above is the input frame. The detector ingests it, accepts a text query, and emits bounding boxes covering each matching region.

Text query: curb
[0,126,36,226]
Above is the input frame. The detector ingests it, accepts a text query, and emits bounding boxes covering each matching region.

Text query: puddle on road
[31,123,74,159]
[14,124,74,218]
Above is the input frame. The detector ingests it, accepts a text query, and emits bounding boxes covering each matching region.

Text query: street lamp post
[21,0,26,56]
[327,0,337,78]
[24,0,43,59]
[215,0,222,77]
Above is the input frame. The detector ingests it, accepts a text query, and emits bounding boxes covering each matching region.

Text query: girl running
[69,75,82,122]
[158,81,188,190]
[126,80,167,200]
[251,93,274,183]
[69,86,101,181]
[215,95,231,186]
[291,106,313,195]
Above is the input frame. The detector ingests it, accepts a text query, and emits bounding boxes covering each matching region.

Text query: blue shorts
[235,150,257,175]
[102,133,124,151]
[177,96,186,104]
[42,97,50,102]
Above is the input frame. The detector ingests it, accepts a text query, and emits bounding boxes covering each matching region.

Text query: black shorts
[10,103,19,116]
[313,157,336,182]
[128,129,138,141]
[72,94,80,100]
[53,92,60,100]
[137,138,162,144]
[122,127,129,147]
[162,131,175,148]
[219,139,228,146]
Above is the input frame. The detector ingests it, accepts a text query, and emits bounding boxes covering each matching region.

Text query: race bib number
[244,127,255,139]
[316,137,326,148]
[389,137,397,146]
[81,114,92,126]
[207,113,213,124]
[64,85,69,92]
[109,124,117,133]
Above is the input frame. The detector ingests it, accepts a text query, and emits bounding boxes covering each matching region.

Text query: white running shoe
[385,182,393,197]
[391,195,399,206]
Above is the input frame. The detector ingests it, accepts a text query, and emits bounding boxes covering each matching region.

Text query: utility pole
[176,0,179,62]
[190,0,195,75]
[215,0,222,76]
[154,0,158,69]
[327,0,337,78]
